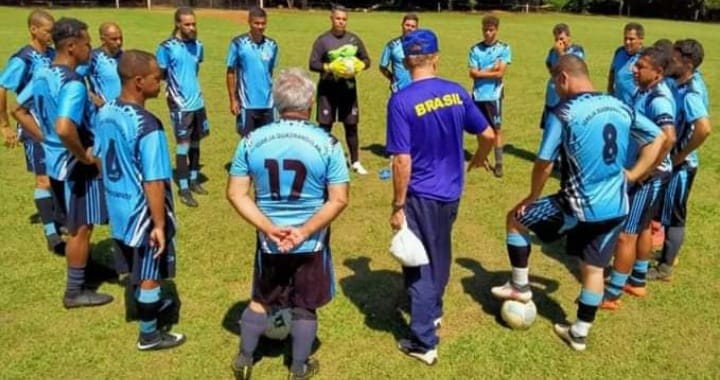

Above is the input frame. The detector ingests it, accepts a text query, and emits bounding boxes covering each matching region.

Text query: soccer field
[0,6,718,379]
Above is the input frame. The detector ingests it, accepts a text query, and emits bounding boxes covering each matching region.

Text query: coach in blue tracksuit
[386,29,495,366]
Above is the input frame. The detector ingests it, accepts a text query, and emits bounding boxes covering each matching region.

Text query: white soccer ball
[264,308,292,340]
[500,300,537,330]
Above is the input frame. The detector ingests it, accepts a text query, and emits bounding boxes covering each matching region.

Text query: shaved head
[118,49,156,83]
[28,9,53,27]
[99,22,120,36]
[551,54,588,79]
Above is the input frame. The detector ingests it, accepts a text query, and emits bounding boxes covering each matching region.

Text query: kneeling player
[227,68,349,380]
[94,50,185,350]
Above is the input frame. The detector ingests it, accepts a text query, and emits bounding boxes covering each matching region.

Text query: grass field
[0,6,719,380]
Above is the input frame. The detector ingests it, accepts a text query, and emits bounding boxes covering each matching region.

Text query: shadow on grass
[122,279,182,332]
[360,144,389,159]
[84,238,121,290]
[456,257,568,327]
[340,257,408,341]
[503,143,561,179]
[172,164,208,187]
[221,300,321,368]
[532,235,582,282]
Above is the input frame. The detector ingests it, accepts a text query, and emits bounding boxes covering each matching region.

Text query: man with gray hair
[227,68,350,380]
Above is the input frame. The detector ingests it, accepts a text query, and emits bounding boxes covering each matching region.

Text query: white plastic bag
[390,218,429,267]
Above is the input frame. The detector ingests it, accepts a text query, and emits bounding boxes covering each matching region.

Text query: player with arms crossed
[226,7,278,137]
[157,7,208,207]
[86,22,123,107]
[490,55,665,351]
[228,68,349,380]
[379,13,418,93]
[608,22,645,105]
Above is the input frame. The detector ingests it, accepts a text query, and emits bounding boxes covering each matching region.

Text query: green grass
[1,7,719,379]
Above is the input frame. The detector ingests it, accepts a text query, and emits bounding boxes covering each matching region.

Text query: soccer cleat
[351,161,368,175]
[178,190,198,208]
[137,331,186,351]
[46,234,66,256]
[232,355,253,380]
[397,339,438,366]
[493,164,504,178]
[553,323,587,351]
[189,181,208,195]
[623,284,647,298]
[63,289,114,309]
[599,298,622,311]
[288,358,319,380]
[647,263,673,282]
[29,212,41,224]
[434,317,442,329]
[491,281,532,303]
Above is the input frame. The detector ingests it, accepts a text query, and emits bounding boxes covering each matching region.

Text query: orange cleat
[600,298,622,311]
[623,284,647,298]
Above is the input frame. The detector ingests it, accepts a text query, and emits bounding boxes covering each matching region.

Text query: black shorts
[170,107,209,143]
[252,243,335,310]
[316,81,359,126]
[661,165,697,227]
[516,195,624,268]
[50,174,108,233]
[22,138,46,175]
[237,108,274,137]
[114,239,177,285]
[475,100,502,130]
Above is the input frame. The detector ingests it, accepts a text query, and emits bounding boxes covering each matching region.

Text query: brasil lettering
[414,93,463,117]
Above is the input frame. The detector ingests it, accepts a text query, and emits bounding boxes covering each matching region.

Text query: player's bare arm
[627,132,666,183]
[225,67,240,115]
[226,175,290,247]
[143,180,167,256]
[0,87,19,147]
[390,153,411,230]
[672,117,711,166]
[56,117,94,165]
[283,182,348,252]
[10,103,42,142]
[514,159,553,217]
[468,127,496,171]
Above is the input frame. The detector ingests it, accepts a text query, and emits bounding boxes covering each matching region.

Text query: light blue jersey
[226,34,277,110]
[87,48,122,103]
[32,64,93,180]
[672,74,709,169]
[630,81,675,173]
[544,44,585,107]
[94,100,176,247]
[0,45,55,94]
[230,119,349,254]
[380,37,411,92]
[540,92,659,222]
[468,41,511,101]
[610,46,640,105]
[156,37,204,112]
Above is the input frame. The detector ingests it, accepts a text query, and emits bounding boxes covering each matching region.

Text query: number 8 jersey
[230,119,350,254]
[539,92,660,222]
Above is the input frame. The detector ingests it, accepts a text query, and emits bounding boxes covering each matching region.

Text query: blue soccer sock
[290,308,318,374]
[137,287,161,339]
[34,188,57,237]
[604,270,629,301]
[574,288,602,337]
[176,144,189,191]
[65,265,85,298]
[190,170,198,182]
[239,308,268,361]
[628,260,650,287]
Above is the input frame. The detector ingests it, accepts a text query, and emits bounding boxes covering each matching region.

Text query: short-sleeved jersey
[87,48,122,103]
[630,80,676,173]
[544,44,585,107]
[379,37,411,92]
[225,34,278,110]
[539,92,659,222]
[156,37,204,112]
[386,77,488,202]
[468,41,511,101]
[32,64,93,180]
[0,45,55,94]
[229,119,349,255]
[609,46,640,105]
[94,100,176,247]
[672,73,710,168]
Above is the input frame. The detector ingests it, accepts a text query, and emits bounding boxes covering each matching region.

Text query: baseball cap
[402,29,439,56]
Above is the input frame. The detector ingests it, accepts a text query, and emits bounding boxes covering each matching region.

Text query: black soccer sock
[507,232,530,268]
[239,307,268,360]
[188,141,200,182]
[34,188,57,237]
[319,124,332,133]
[290,308,318,374]
[494,147,503,166]
[661,226,685,266]
[65,265,85,298]
[137,287,161,339]
[344,124,359,163]
[176,144,189,191]
[573,288,602,337]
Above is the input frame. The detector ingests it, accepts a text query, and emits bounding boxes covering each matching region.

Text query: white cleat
[490,281,533,302]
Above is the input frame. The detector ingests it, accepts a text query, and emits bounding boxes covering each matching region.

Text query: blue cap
[402,29,439,56]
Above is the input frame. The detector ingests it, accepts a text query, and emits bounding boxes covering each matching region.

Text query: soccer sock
[344,124,359,163]
[661,226,685,266]
[511,267,529,289]
[239,308,268,361]
[494,146,503,167]
[507,232,531,289]
[34,188,57,237]
[628,260,650,287]
[319,124,332,133]
[137,287,161,340]
[290,308,318,374]
[176,144,190,191]
[604,270,629,300]
[65,265,85,298]
[573,288,602,338]
[188,141,200,181]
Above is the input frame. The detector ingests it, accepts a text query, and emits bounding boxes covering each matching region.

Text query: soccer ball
[500,300,537,330]
[264,308,292,340]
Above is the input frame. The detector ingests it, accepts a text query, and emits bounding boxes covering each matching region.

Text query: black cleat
[232,355,253,380]
[29,212,41,224]
[47,234,66,256]
[178,190,198,207]
[493,164,504,178]
[137,331,186,351]
[63,289,114,309]
[189,181,208,195]
[288,358,319,380]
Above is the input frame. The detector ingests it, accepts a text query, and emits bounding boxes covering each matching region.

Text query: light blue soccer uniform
[156,37,204,112]
[225,33,278,135]
[610,47,640,105]
[468,41,511,127]
[0,45,55,174]
[87,48,122,103]
[94,100,176,282]
[379,37,411,92]
[544,45,585,109]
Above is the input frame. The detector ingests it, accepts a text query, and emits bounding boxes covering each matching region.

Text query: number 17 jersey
[229,119,350,254]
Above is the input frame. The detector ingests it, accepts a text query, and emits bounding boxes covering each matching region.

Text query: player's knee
[506,210,523,232]
[292,307,317,321]
[35,175,50,189]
